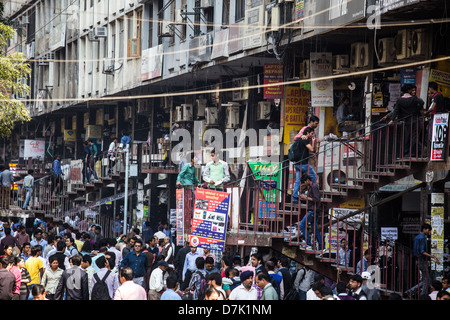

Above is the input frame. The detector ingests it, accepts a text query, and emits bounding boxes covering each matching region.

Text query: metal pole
[123,144,130,235]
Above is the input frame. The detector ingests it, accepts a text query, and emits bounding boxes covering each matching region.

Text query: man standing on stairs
[52,155,64,195]
[294,115,320,170]
[87,139,99,182]
[382,84,425,158]
[405,223,441,298]
[298,174,323,251]
[292,127,317,204]
[22,170,34,210]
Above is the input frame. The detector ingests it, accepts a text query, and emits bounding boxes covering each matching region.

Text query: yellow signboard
[64,130,77,142]
[283,86,310,153]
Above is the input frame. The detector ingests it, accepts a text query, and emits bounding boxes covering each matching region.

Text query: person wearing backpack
[294,266,314,300]
[188,257,207,300]
[90,256,119,300]
[291,126,317,204]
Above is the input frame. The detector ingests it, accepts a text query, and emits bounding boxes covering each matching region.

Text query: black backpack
[197,271,208,301]
[443,96,450,112]
[288,139,304,163]
[284,288,300,300]
[91,270,112,300]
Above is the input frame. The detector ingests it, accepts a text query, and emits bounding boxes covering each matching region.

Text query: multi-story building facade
[2,0,450,297]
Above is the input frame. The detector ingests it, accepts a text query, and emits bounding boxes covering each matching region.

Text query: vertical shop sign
[430,113,449,161]
[264,64,284,99]
[176,188,184,246]
[310,52,333,107]
[283,86,310,146]
[431,193,444,273]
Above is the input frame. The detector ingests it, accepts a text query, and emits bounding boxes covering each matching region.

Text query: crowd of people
[0,217,450,301]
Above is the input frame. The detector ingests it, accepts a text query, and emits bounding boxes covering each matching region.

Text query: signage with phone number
[430,113,449,161]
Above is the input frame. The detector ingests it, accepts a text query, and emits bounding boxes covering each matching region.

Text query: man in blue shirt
[408,223,441,297]
[30,229,48,257]
[52,155,64,194]
[120,239,148,287]
[182,245,203,288]
[120,131,131,150]
[161,275,181,300]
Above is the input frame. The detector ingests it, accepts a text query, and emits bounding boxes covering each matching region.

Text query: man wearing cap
[348,274,367,300]
[148,260,169,300]
[228,270,258,300]
[361,271,381,300]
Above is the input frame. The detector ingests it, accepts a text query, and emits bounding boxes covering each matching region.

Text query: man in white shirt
[114,267,147,300]
[228,270,258,300]
[148,260,169,300]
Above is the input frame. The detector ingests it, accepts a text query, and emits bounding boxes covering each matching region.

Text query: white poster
[243,4,264,50]
[310,52,333,107]
[141,44,163,81]
[23,140,45,160]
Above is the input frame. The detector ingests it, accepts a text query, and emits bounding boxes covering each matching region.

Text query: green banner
[248,162,282,203]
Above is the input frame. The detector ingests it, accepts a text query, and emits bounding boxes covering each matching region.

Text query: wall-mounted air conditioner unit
[196,98,207,119]
[201,0,214,8]
[205,107,218,125]
[257,101,272,121]
[377,38,395,64]
[333,55,349,71]
[38,59,49,66]
[181,104,193,121]
[226,104,240,129]
[395,29,409,60]
[176,104,193,122]
[409,29,426,57]
[350,42,369,68]
[123,106,132,120]
[88,30,100,41]
[94,26,107,37]
[160,21,172,37]
[103,59,115,74]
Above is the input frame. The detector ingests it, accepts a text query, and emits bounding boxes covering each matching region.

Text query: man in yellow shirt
[24,245,44,299]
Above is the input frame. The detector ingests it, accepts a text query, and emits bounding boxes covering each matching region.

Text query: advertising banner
[23,139,45,160]
[431,205,444,272]
[248,162,282,203]
[430,113,449,161]
[189,188,230,251]
[249,162,282,220]
[283,86,310,145]
[310,52,333,107]
[141,44,163,81]
[176,188,184,246]
[264,64,284,99]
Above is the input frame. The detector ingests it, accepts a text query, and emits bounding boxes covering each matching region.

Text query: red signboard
[264,64,284,99]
